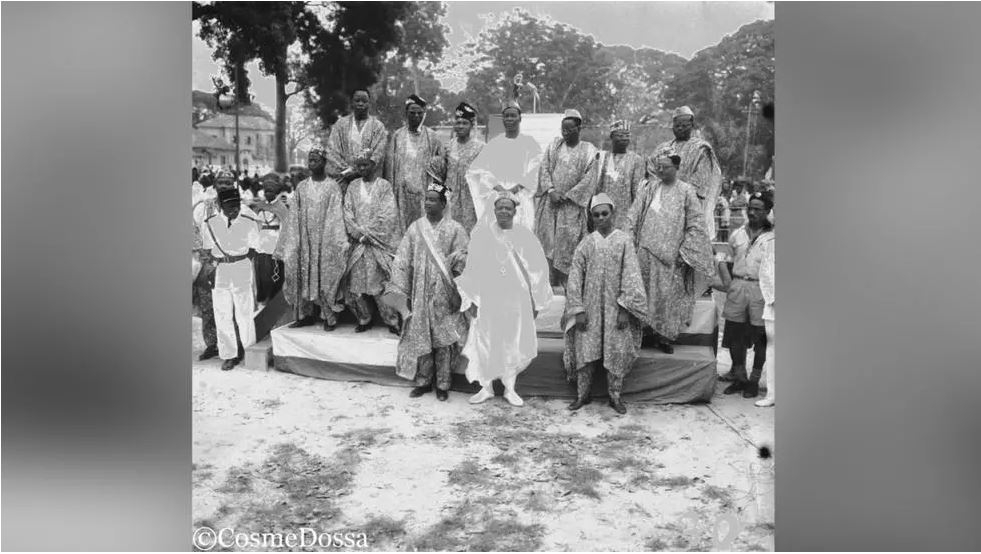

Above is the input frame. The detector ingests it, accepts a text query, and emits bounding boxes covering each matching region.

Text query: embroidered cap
[405,94,428,109]
[562,109,583,124]
[455,102,477,121]
[672,106,695,120]
[610,120,630,134]
[589,192,615,211]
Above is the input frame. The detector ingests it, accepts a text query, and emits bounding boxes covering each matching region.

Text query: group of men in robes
[205,87,733,412]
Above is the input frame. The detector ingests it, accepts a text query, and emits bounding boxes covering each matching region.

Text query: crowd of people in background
[192,89,776,414]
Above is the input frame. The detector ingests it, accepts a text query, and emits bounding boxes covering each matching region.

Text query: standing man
[324,88,389,196]
[456,194,553,407]
[342,151,402,334]
[597,121,646,231]
[722,192,775,399]
[432,102,484,233]
[465,100,541,231]
[248,172,289,305]
[387,183,471,401]
[563,193,648,414]
[274,148,351,332]
[201,182,261,371]
[535,109,600,288]
[385,94,444,233]
[192,171,220,361]
[624,149,716,354]
[656,106,723,244]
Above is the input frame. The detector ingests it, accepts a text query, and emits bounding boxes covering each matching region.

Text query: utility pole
[742,90,762,178]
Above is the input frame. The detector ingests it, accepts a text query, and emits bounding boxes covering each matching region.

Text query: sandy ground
[192,318,774,552]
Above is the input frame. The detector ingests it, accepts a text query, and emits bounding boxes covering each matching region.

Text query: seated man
[342,151,401,334]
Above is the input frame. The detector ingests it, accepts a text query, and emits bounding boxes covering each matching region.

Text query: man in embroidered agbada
[563,193,648,414]
[201,179,261,371]
[624,149,716,354]
[464,100,541,231]
[274,148,351,332]
[430,102,485,233]
[535,109,600,288]
[324,88,389,196]
[385,94,444,233]
[387,182,470,401]
[656,106,724,248]
[455,193,553,407]
[597,121,646,231]
[342,150,402,334]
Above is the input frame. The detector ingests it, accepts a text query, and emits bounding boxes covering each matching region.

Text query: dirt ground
[192,318,774,552]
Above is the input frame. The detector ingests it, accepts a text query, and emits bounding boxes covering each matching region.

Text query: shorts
[723,278,765,326]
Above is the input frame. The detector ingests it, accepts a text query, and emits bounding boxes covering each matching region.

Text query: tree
[662,19,774,179]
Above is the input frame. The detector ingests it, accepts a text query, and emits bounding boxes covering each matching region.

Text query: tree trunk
[275,71,288,173]
[410,59,420,96]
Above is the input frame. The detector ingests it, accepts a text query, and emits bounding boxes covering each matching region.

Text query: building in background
[195,113,276,170]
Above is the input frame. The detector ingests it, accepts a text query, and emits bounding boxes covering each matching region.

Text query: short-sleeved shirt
[729,226,774,280]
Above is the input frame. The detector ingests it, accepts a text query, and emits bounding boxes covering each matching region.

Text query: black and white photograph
[190,1,775,551]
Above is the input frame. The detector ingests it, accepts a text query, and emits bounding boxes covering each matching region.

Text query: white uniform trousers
[212,259,256,360]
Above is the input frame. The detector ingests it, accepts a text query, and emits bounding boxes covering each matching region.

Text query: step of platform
[242,338,273,371]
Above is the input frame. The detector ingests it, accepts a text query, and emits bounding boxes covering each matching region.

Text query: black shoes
[355,322,372,333]
[409,385,432,398]
[323,320,337,332]
[567,397,591,411]
[657,341,674,354]
[220,358,238,371]
[198,346,219,361]
[388,324,401,335]
[723,382,744,395]
[290,316,317,328]
[435,389,449,401]
[742,382,760,399]
[609,398,627,414]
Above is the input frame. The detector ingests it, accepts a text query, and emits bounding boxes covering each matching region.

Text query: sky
[193,1,774,113]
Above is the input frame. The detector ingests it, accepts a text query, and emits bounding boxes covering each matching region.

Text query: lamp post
[213,66,242,175]
[742,90,762,178]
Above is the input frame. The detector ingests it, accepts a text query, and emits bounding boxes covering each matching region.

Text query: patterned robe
[597,151,646,230]
[563,230,648,379]
[624,179,715,341]
[324,115,389,187]
[388,217,470,381]
[274,176,350,318]
[466,133,542,231]
[342,177,400,296]
[431,137,484,233]
[384,126,444,233]
[534,139,600,274]
[656,136,723,242]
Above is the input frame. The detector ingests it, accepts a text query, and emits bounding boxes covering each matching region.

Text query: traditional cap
[427,181,450,196]
[501,99,521,114]
[259,172,282,185]
[610,120,630,133]
[217,186,241,205]
[215,169,236,184]
[562,109,583,124]
[589,192,615,211]
[353,147,374,164]
[455,102,477,121]
[405,94,428,109]
[493,191,520,207]
[672,106,695,120]
[752,190,775,212]
[308,147,327,160]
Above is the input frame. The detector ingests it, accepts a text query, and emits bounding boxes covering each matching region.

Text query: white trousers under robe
[212,259,256,360]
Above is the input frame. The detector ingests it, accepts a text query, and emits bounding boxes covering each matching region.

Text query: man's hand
[616,308,630,330]
[508,185,523,195]
[575,312,587,331]
[548,189,564,204]
[350,230,364,243]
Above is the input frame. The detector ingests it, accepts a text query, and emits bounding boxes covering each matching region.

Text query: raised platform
[268,297,718,404]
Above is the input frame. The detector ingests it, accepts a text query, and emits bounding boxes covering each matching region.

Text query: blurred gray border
[3,2,981,551]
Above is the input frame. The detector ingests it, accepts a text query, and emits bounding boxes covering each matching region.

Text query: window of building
[220,155,227,165]
[246,136,252,146]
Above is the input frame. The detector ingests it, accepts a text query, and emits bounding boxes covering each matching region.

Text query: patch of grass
[558,463,604,499]
[490,451,521,468]
[215,465,254,494]
[701,484,734,506]
[260,398,283,410]
[629,473,655,488]
[407,499,545,552]
[609,455,647,472]
[470,518,545,551]
[656,475,695,489]
[362,514,408,547]
[215,504,233,517]
[447,459,495,488]
[518,489,551,513]
[644,536,671,551]
[333,426,391,448]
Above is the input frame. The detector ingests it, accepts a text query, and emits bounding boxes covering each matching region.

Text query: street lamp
[742,90,762,178]
[212,66,243,175]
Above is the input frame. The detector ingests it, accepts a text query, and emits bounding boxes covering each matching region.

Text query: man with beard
[385,94,444,232]
[274,148,350,332]
[624,149,716,354]
[324,88,389,196]
[656,106,723,250]
[464,100,541,231]
[597,121,646,231]
[534,109,600,288]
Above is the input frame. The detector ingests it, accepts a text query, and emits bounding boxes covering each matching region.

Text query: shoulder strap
[204,220,232,258]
